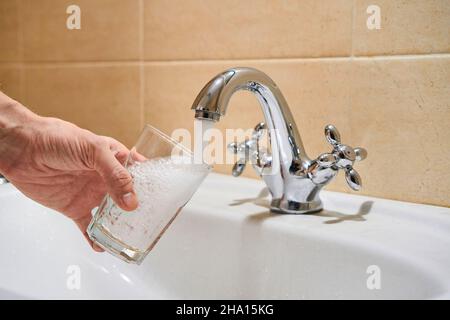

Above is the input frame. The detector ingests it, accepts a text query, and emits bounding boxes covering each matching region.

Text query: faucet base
[270,199,323,215]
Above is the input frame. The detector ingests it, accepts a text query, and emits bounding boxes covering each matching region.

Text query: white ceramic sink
[0,173,449,299]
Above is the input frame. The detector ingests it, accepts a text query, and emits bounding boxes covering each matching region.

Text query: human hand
[0,95,138,251]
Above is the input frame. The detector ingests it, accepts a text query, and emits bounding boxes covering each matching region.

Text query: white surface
[0,173,449,299]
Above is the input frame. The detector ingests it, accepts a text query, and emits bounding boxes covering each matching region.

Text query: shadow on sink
[230,187,374,225]
[317,201,374,224]
[229,187,271,209]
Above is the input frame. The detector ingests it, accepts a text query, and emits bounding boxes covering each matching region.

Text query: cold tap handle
[316,124,367,191]
[345,167,362,191]
[324,124,341,147]
[354,147,368,161]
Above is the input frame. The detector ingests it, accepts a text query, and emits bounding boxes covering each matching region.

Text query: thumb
[94,147,138,211]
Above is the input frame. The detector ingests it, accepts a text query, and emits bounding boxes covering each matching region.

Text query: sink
[1,173,449,299]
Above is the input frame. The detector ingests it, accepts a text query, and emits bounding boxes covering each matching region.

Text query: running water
[193,118,215,165]
[98,156,209,252]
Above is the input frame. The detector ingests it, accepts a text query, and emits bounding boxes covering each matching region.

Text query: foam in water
[99,156,209,252]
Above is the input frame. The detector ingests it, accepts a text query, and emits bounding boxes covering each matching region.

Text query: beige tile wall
[143,0,353,60]
[0,66,23,101]
[21,0,141,61]
[23,64,142,146]
[354,0,450,55]
[0,0,449,206]
[0,0,21,62]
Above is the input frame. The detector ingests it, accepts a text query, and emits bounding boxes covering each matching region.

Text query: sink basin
[1,173,449,299]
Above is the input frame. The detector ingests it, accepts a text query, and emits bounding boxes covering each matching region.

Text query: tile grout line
[4,52,450,68]
[17,0,25,102]
[350,0,356,59]
[349,0,356,137]
[139,0,145,129]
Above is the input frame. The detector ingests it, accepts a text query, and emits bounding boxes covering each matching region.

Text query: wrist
[0,93,40,175]
[0,93,39,129]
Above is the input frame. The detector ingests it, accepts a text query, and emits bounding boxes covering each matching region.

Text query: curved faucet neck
[191,67,310,166]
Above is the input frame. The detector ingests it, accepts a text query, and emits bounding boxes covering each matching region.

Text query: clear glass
[87,125,210,264]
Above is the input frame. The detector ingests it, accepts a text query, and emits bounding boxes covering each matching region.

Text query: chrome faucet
[191,67,367,214]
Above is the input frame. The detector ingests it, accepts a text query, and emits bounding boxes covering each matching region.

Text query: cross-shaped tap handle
[317,124,367,191]
[227,122,270,177]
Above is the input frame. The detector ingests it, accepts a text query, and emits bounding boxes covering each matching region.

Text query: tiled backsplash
[0,0,449,206]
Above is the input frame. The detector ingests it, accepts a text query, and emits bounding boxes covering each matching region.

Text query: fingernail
[123,192,137,208]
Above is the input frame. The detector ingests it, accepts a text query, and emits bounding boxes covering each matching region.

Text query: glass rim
[139,124,211,169]
[141,124,193,155]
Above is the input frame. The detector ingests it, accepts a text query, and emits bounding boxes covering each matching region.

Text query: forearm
[0,91,38,129]
[0,91,40,174]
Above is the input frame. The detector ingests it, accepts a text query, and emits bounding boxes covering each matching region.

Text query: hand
[0,95,139,251]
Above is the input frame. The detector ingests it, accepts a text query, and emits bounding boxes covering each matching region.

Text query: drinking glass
[87,125,210,264]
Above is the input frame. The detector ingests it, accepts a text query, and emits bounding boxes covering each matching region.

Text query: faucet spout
[191,67,367,214]
[192,67,309,160]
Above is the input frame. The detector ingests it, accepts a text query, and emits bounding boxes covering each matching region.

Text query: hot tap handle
[232,158,246,177]
[227,141,248,176]
[227,122,268,177]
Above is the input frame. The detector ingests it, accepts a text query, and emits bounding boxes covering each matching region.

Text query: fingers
[102,136,129,164]
[73,215,104,252]
[94,144,139,212]
[130,148,148,162]
[103,136,147,163]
